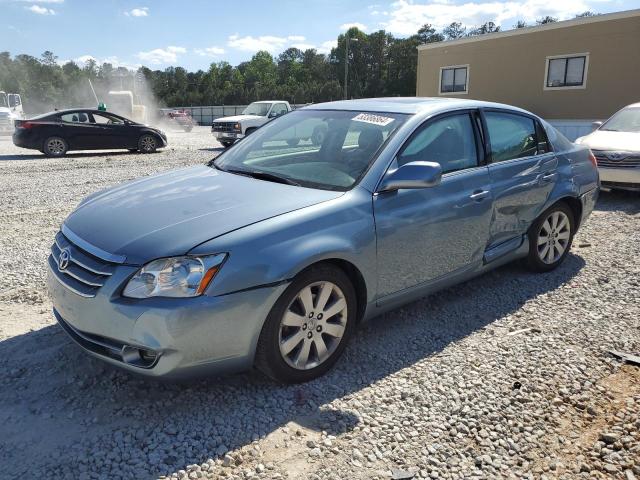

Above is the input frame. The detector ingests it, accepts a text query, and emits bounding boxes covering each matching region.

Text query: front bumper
[48,263,287,379]
[212,131,244,141]
[598,167,640,190]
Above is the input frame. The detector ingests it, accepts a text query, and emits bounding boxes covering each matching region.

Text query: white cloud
[27,4,55,14]
[125,7,149,17]
[317,40,337,54]
[137,46,186,65]
[340,22,368,31]
[194,46,226,57]
[227,34,291,53]
[381,0,613,36]
[19,0,63,3]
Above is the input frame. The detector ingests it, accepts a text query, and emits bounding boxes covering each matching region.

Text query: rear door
[481,109,557,249]
[59,111,96,149]
[374,110,494,299]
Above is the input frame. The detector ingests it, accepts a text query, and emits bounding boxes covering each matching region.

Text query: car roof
[302,97,534,116]
[29,109,124,120]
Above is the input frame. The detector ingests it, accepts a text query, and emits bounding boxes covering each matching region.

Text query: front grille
[48,231,116,297]
[593,150,640,169]
[212,122,239,133]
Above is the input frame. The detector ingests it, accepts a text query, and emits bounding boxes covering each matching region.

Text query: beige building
[416,9,640,139]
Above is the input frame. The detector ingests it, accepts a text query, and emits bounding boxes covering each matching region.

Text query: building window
[544,54,589,90]
[439,66,468,94]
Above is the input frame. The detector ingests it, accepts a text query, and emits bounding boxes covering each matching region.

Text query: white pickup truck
[0,91,24,134]
[211,101,292,147]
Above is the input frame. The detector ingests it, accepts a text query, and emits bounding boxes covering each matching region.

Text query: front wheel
[525,203,575,272]
[138,134,158,153]
[43,136,68,157]
[255,265,356,383]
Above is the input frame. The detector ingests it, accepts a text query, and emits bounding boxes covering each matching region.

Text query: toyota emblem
[58,248,71,271]
[606,152,627,161]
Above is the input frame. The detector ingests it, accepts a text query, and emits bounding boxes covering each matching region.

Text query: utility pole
[344,36,358,100]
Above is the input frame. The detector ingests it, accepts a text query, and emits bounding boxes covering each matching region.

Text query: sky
[2,0,639,71]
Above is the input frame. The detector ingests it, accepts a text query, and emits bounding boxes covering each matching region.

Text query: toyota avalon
[48,98,599,383]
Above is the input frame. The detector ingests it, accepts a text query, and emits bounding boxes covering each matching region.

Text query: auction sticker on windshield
[352,113,395,126]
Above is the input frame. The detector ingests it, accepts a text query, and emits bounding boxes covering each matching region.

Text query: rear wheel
[43,137,68,157]
[255,265,356,383]
[220,140,234,148]
[138,134,158,153]
[525,203,575,272]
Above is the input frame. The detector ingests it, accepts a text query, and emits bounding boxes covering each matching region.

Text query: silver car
[48,98,599,383]
[575,102,640,191]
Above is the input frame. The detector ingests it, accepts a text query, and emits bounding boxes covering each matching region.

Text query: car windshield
[600,107,640,133]
[242,103,271,116]
[213,109,408,191]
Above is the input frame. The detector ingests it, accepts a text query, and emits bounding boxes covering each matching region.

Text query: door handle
[469,190,490,201]
[540,172,557,183]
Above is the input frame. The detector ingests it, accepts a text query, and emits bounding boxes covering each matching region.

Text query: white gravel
[0,128,638,480]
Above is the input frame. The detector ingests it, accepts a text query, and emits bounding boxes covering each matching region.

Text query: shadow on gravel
[0,150,149,161]
[0,252,586,478]
[198,147,226,153]
[595,189,640,215]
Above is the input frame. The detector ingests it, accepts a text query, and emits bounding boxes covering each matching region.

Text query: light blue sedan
[48,98,599,383]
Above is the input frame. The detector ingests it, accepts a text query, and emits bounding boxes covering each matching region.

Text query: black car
[13,109,168,157]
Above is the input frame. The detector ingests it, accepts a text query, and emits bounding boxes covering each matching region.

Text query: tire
[286,138,301,147]
[525,202,575,272]
[220,141,234,148]
[255,264,356,383]
[311,125,327,146]
[43,136,68,157]
[138,134,158,153]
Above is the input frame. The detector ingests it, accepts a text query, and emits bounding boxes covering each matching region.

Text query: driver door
[373,110,494,300]
[88,112,128,148]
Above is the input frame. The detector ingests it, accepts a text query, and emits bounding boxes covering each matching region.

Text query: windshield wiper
[224,168,301,186]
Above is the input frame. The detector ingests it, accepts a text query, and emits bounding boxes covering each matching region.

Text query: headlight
[234,123,241,131]
[123,254,226,299]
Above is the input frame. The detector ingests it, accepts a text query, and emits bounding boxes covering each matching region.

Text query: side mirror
[591,121,603,131]
[378,161,442,192]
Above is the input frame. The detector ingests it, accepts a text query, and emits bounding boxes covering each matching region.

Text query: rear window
[540,120,575,151]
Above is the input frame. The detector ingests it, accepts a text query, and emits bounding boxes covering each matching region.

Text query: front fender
[189,188,377,302]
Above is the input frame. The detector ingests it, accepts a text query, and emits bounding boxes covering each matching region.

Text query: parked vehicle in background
[575,102,640,191]
[0,91,25,134]
[160,109,196,132]
[13,108,167,157]
[211,100,293,147]
[48,98,598,383]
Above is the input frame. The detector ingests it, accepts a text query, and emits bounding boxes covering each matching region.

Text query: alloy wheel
[47,138,66,155]
[537,211,571,264]
[140,136,156,152]
[278,281,348,370]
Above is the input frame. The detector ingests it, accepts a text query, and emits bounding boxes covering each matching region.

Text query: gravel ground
[0,128,638,480]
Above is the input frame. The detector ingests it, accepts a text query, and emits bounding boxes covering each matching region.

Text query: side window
[485,112,538,162]
[397,113,478,174]
[60,112,86,123]
[91,113,124,125]
[535,121,552,154]
[270,104,288,117]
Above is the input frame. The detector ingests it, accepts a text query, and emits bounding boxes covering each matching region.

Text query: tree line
[0,12,596,114]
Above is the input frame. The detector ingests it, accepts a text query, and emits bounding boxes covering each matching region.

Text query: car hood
[215,115,264,123]
[578,130,640,152]
[64,165,343,265]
